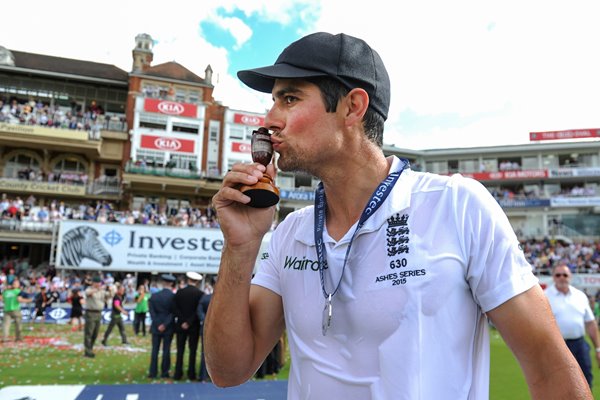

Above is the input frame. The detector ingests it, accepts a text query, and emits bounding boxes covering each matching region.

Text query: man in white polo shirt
[545,264,600,387]
[205,31,592,399]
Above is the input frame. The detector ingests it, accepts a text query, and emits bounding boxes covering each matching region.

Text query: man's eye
[284,96,297,104]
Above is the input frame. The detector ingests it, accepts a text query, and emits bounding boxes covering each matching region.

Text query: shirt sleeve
[252,230,282,296]
[451,175,538,312]
[252,219,292,296]
[583,294,595,323]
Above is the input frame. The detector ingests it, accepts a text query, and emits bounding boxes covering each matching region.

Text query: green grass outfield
[1,323,598,398]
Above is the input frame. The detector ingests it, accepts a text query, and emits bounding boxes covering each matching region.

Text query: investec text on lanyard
[314,159,408,336]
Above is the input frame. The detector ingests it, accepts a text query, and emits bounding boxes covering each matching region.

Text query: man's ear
[343,88,369,127]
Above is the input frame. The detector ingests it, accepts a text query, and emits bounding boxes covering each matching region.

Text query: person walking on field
[204,31,593,399]
[68,287,84,332]
[32,284,54,322]
[545,264,600,388]
[102,282,129,346]
[83,275,111,358]
[1,277,32,342]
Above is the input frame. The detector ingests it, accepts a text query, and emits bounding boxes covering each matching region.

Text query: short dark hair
[306,76,385,147]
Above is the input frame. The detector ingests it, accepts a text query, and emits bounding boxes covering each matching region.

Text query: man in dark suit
[173,271,204,380]
[148,274,176,379]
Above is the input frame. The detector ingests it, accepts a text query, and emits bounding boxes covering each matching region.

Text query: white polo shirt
[252,156,537,400]
[544,284,594,339]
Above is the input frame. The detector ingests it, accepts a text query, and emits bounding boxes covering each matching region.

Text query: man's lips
[271,138,282,151]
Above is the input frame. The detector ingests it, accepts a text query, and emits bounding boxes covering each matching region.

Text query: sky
[1,0,599,150]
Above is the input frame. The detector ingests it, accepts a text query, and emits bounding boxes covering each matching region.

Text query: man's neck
[556,285,570,295]
[320,154,391,241]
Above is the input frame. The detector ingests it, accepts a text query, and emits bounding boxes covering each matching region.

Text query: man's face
[266,79,343,175]
[553,266,571,291]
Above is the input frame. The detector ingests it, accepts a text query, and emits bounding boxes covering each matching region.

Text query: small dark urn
[240,127,280,208]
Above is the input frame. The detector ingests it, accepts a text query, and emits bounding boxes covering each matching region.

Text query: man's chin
[276,156,313,176]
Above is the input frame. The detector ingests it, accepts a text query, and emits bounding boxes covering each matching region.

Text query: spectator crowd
[522,238,600,276]
[0,193,219,229]
[0,97,127,137]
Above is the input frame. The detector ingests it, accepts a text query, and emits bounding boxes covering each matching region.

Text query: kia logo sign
[234,113,265,126]
[158,101,184,115]
[241,115,261,125]
[239,143,251,153]
[154,137,182,151]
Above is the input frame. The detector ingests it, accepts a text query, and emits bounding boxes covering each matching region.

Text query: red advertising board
[231,141,251,153]
[461,169,548,180]
[140,135,195,153]
[529,128,600,141]
[233,113,265,126]
[144,98,197,117]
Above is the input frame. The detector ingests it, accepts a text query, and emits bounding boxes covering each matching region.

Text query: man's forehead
[272,78,315,95]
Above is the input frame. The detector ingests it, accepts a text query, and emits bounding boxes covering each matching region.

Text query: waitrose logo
[283,255,322,271]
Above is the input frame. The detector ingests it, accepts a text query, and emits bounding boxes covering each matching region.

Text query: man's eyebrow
[273,85,303,100]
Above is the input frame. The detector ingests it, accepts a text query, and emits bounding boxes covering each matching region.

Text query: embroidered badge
[386,213,410,256]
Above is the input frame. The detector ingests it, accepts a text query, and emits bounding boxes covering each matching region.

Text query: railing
[0,111,127,134]
[549,224,588,241]
[0,216,222,234]
[519,224,598,243]
[0,219,55,232]
[125,162,203,180]
[89,177,121,195]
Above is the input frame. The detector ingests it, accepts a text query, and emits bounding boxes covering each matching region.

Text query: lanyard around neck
[313,159,408,300]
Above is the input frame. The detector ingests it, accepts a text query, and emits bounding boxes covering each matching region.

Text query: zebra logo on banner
[60,226,112,267]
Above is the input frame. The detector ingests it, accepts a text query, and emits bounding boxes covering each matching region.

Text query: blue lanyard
[313,159,408,300]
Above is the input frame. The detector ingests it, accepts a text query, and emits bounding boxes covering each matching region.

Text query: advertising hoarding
[55,221,271,274]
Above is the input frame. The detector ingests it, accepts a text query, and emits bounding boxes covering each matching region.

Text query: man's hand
[212,162,276,247]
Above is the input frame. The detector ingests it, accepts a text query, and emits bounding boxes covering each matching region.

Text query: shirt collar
[294,156,413,246]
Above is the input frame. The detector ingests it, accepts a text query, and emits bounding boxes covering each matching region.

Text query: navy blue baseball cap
[238,32,391,120]
[160,273,176,283]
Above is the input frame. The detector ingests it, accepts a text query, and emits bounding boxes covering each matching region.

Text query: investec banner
[55,221,270,273]
[0,304,140,324]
